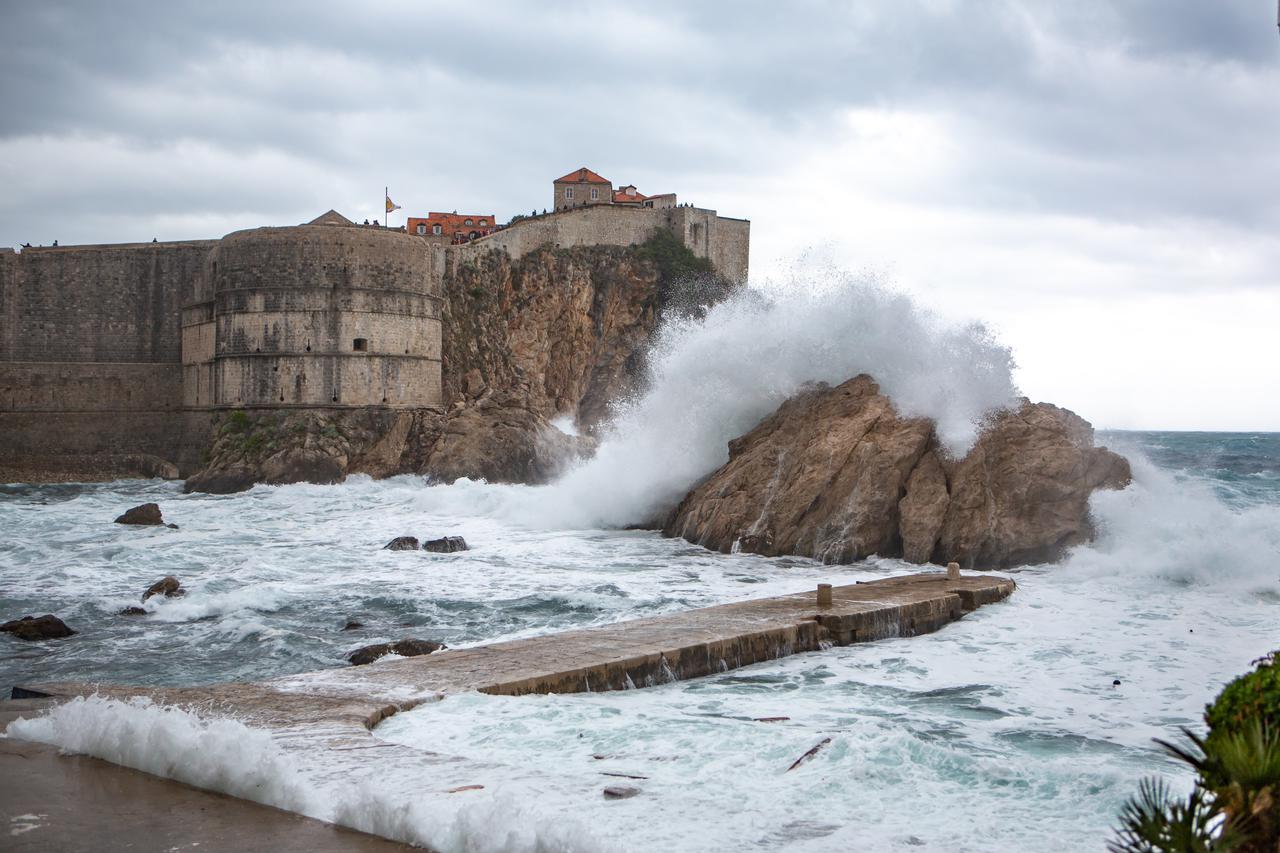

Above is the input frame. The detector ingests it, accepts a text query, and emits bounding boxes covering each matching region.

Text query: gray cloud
[1,1,1277,242]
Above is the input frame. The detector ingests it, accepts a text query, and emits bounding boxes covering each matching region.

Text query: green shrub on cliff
[1207,652,1280,746]
[636,228,714,284]
[240,430,268,455]
[226,410,250,433]
[1111,652,1280,852]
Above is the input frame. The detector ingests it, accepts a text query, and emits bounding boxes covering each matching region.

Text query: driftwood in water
[786,737,832,772]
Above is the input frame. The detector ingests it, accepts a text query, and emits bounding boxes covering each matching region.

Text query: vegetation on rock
[635,227,715,286]
[1111,652,1280,852]
[1207,652,1280,750]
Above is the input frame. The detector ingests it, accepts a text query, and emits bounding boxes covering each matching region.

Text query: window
[478,219,487,226]
[565,187,574,200]
[432,224,441,235]
[590,188,599,200]
[464,218,473,226]
[353,338,368,352]
[416,224,426,235]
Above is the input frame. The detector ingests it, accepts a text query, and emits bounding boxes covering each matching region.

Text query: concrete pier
[19,572,1014,723]
[6,571,1014,848]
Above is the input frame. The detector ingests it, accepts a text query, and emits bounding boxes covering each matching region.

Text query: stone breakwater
[8,572,1012,848]
[18,572,1012,731]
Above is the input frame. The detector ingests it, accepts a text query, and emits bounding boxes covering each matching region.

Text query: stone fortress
[0,168,749,479]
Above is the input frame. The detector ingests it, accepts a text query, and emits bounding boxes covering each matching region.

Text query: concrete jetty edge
[5,571,1015,848]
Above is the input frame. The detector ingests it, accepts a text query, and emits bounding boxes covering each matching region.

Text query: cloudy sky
[2,1,1277,430]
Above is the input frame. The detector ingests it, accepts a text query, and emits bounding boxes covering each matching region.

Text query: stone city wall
[467,205,750,282]
[202,225,444,409]
[0,362,207,475]
[0,241,213,363]
[215,354,441,408]
[0,362,181,412]
[0,242,213,476]
[0,201,746,480]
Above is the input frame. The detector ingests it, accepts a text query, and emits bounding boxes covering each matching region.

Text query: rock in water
[423,536,468,553]
[1,614,76,640]
[347,639,446,666]
[602,786,641,800]
[142,576,183,601]
[664,374,1130,569]
[114,503,165,526]
[383,536,420,551]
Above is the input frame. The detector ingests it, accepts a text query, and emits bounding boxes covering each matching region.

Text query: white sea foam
[6,696,316,813]
[508,275,1019,529]
[1072,451,1280,591]
[4,696,610,853]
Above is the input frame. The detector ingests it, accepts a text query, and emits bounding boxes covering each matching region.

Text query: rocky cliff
[663,375,1131,569]
[185,235,729,493]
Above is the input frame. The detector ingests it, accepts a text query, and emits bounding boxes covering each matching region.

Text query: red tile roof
[613,188,648,203]
[554,167,610,185]
[407,212,496,242]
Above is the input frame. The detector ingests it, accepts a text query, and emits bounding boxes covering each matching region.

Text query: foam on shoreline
[6,695,610,853]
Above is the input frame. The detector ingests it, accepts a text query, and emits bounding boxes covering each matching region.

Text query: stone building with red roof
[553,167,612,211]
[406,212,496,244]
[554,168,678,212]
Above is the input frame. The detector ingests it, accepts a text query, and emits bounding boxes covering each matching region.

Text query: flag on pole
[385,195,401,214]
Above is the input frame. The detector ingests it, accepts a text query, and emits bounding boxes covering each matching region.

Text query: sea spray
[6,696,316,814]
[5,696,612,853]
[1070,448,1280,592]
[521,272,1019,529]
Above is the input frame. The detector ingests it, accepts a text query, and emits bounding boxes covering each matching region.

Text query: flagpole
[384,185,388,229]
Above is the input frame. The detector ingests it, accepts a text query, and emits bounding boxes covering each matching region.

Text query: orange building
[407,212,496,243]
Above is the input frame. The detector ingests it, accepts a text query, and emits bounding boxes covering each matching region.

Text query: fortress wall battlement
[201,225,444,410]
[0,241,214,474]
[0,199,746,477]
[213,226,444,297]
[463,205,750,283]
[0,241,214,364]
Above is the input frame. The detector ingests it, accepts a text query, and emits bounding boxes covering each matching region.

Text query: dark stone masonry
[0,205,749,484]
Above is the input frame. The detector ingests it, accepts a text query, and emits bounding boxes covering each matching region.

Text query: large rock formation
[185,238,730,493]
[664,375,1131,569]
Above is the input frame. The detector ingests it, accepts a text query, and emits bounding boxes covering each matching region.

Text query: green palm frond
[1211,721,1280,793]
[1109,778,1223,853]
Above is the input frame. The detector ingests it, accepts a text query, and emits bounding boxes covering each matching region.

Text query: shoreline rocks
[424,536,468,553]
[114,503,175,527]
[142,576,184,601]
[347,638,446,666]
[664,375,1131,569]
[382,535,469,552]
[1,614,76,641]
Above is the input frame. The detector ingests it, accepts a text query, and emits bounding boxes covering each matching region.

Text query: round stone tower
[207,223,442,409]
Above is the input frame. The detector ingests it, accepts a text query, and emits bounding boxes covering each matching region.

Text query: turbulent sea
[2,284,1279,852]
